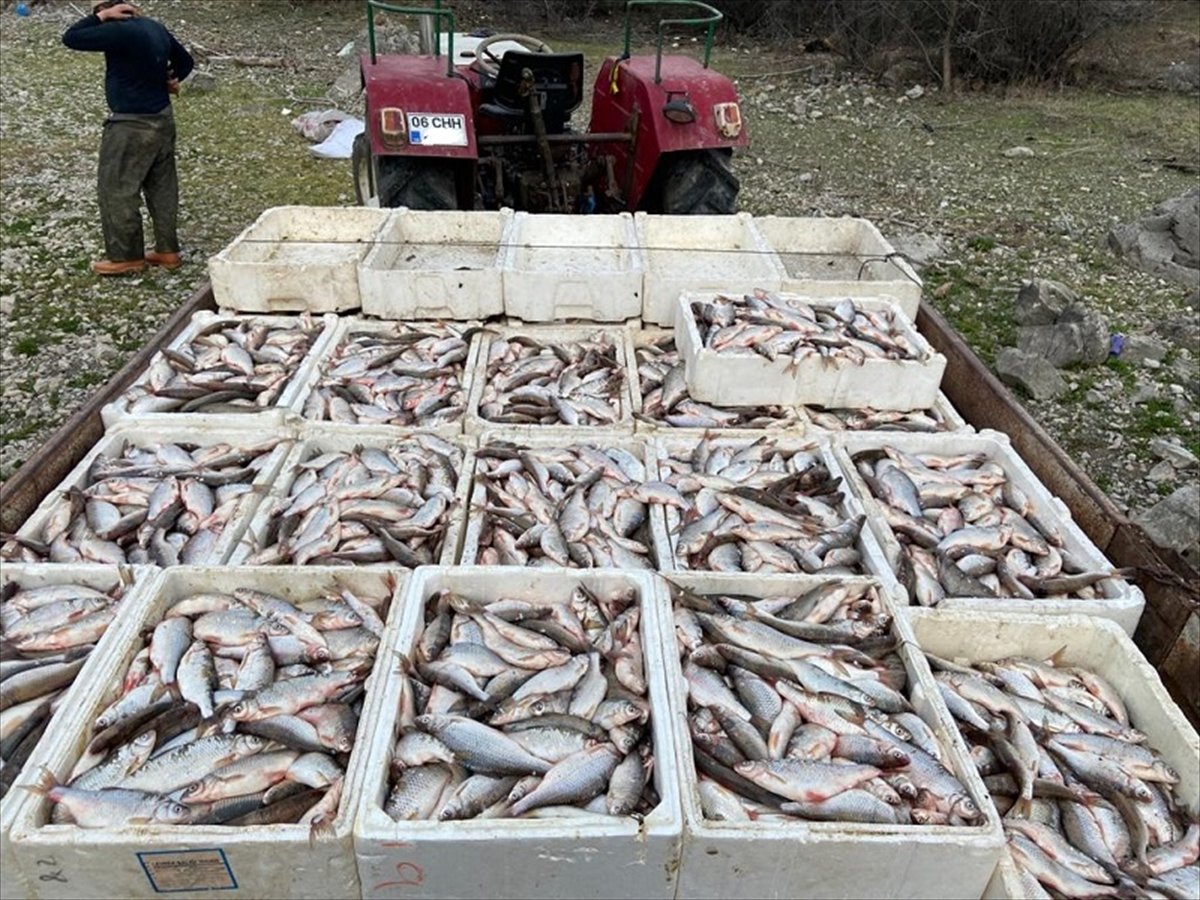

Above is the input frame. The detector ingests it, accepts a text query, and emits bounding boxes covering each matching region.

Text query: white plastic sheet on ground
[310,118,365,159]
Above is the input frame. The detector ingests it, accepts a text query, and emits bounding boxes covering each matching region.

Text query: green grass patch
[1130,399,1183,438]
[13,336,42,356]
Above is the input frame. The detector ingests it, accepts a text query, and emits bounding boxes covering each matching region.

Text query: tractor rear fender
[589,54,748,209]
[361,54,479,160]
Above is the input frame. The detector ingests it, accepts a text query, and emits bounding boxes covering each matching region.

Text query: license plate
[407,112,468,147]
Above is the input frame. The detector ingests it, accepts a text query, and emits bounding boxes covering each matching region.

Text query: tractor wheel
[658,149,739,215]
[351,133,376,205]
[375,155,459,210]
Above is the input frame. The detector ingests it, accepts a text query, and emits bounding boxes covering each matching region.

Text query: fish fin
[1012,797,1033,818]
[19,765,58,798]
[1047,645,1070,669]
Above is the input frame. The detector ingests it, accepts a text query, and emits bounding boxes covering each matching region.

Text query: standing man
[63,1,194,275]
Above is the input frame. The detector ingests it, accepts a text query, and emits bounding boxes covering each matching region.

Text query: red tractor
[352,0,748,214]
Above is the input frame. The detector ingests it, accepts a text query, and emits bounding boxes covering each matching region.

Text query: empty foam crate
[676,292,946,410]
[831,429,1146,634]
[210,206,388,313]
[359,209,512,320]
[5,565,407,900]
[662,574,1004,900]
[352,565,683,900]
[502,212,643,322]
[755,216,923,321]
[636,212,783,325]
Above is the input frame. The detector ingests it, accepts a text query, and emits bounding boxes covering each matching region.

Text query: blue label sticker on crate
[136,848,238,893]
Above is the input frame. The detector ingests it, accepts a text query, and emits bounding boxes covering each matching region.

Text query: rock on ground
[1015,279,1077,326]
[995,347,1067,400]
[887,231,945,271]
[1134,484,1200,556]
[1108,187,1200,285]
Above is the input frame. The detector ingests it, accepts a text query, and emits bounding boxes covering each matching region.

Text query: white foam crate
[297,316,483,438]
[636,212,784,326]
[6,565,407,900]
[661,573,1004,900]
[649,434,900,588]
[359,209,512,321]
[460,432,661,568]
[210,206,389,313]
[463,325,636,439]
[627,329,807,436]
[676,292,947,410]
[0,565,162,900]
[352,565,683,900]
[502,212,643,323]
[754,216,923,321]
[100,311,339,430]
[228,429,474,568]
[981,857,1026,900]
[830,429,1146,634]
[802,391,971,435]
[5,425,295,568]
[905,608,1200,885]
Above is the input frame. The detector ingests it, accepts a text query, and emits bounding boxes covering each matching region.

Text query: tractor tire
[351,133,376,206]
[658,149,739,215]
[375,155,459,210]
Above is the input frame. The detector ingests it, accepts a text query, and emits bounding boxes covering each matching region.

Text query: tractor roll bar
[366,0,455,75]
[622,0,722,84]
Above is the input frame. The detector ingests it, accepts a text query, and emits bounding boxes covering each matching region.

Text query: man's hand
[167,78,180,95]
[97,3,138,22]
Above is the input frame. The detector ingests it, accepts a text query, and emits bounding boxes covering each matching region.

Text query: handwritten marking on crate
[36,854,68,884]
[136,848,238,893]
[374,843,425,892]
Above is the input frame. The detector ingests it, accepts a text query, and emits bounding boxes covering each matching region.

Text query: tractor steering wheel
[473,33,553,78]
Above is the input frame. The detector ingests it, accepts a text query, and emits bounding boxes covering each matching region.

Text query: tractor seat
[478,50,584,132]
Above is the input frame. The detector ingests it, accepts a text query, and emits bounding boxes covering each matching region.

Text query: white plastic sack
[309,118,365,159]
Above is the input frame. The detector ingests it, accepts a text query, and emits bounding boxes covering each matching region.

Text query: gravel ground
[1,1,1197,521]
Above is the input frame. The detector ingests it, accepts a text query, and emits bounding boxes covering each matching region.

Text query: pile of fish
[850,446,1130,605]
[244,436,463,567]
[383,584,658,821]
[1,580,129,798]
[669,582,984,826]
[929,652,1198,898]
[302,324,475,426]
[1,439,284,565]
[635,334,799,430]
[658,437,866,573]
[477,332,625,426]
[27,582,392,829]
[118,315,323,415]
[806,405,953,434]
[471,442,666,569]
[691,293,924,365]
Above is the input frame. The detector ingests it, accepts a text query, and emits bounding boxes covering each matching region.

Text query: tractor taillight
[380,107,406,141]
[662,97,696,124]
[713,102,742,138]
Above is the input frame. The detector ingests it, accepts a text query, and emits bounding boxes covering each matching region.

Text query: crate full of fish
[502,212,643,323]
[298,317,483,437]
[0,426,294,568]
[359,209,513,321]
[464,326,636,438]
[831,430,1146,634]
[230,430,473,568]
[906,609,1199,900]
[351,566,683,900]
[461,435,669,570]
[649,434,896,582]
[753,216,923,321]
[634,212,783,326]
[803,391,971,435]
[676,292,947,410]
[629,329,807,435]
[0,565,161,900]
[6,565,406,900]
[210,205,389,313]
[100,311,338,430]
[662,573,1003,900]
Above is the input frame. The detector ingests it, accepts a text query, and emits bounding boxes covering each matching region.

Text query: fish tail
[1013,796,1034,818]
[20,765,59,798]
